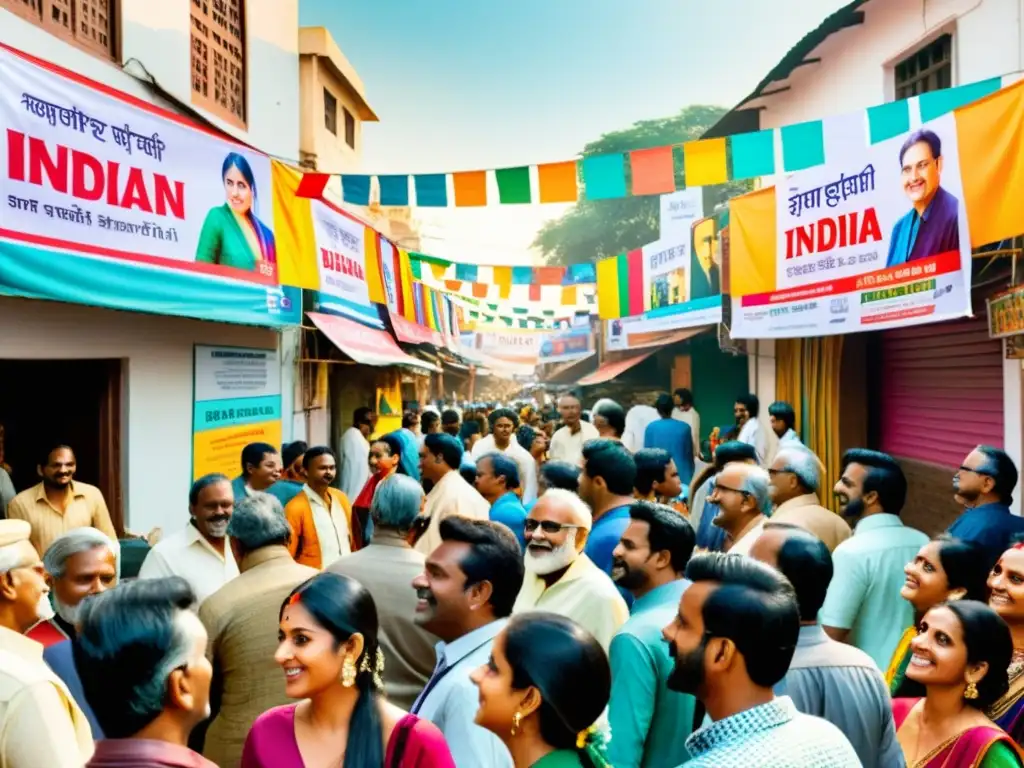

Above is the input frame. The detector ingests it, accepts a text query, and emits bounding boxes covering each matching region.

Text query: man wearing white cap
[0,519,93,766]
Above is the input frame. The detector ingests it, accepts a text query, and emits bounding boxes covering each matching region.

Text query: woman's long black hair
[281,572,383,768]
[945,600,1014,711]
[503,613,611,768]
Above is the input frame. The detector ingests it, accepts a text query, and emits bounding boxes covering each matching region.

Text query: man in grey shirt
[750,526,904,768]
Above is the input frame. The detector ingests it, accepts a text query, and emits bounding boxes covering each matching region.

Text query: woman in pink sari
[241,572,455,768]
[894,600,1024,767]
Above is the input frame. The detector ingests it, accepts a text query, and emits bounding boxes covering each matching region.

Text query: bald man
[709,462,770,555]
[513,489,628,650]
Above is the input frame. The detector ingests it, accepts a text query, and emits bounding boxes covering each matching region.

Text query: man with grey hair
[513,488,629,650]
[198,492,316,767]
[0,519,94,766]
[329,475,438,709]
[709,462,771,556]
[767,447,851,552]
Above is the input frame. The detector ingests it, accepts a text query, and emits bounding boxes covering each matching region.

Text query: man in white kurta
[415,434,490,556]
[548,394,600,466]
[338,407,375,501]
[470,408,538,505]
[512,489,628,651]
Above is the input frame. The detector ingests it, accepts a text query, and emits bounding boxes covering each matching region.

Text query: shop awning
[389,311,444,347]
[578,350,657,386]
[308,312,439,372]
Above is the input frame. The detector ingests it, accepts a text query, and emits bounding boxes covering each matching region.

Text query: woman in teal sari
[196,152,276,272]
[988,543,1024,742]
[471,613,611,768]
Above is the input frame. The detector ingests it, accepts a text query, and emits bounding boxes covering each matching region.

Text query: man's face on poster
[901,140,942,207]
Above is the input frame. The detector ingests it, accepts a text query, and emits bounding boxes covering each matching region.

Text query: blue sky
[299,0,847,263]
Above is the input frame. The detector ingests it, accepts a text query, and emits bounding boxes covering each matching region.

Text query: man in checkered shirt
[662,552,862,767]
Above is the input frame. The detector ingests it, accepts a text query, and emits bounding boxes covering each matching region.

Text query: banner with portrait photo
[731,111,972,338]
[0,44,299,326]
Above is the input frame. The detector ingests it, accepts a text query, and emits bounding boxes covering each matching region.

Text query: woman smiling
[987,543,1024,741]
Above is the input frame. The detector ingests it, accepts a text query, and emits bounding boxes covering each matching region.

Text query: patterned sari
[989,665,1024,744]
[886,626,916,695]
[894,698,1024,767]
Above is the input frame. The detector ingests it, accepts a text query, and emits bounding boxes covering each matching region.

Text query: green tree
[534,105,752,266]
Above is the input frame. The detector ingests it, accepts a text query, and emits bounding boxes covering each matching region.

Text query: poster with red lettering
[731,111,972,338]
[309,199,381,327]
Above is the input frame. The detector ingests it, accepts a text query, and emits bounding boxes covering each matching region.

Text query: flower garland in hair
[576,724,612,767]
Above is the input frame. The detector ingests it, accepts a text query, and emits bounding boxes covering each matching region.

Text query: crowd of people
[3,389,1024,766]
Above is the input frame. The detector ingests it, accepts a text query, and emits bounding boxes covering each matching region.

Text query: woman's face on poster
[224,165,253,214]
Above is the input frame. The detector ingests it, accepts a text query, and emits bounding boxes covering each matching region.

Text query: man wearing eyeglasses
[948,445,1024,564]
[709,463,771,556]
[512,489,628,651]
[885,128,961,268]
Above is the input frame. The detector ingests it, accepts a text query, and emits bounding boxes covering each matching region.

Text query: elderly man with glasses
[708,463,771,556]
[512,488,628,651]
[766,447,851,552]
[948,445,1024,564]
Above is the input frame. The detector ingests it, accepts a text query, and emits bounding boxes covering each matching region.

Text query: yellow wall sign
[192,345,282,480]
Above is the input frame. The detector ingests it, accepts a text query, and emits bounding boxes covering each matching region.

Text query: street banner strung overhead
[462,330,543,371]
[538,324,594,364]
[730,111,972,339]
[309,199,383,328]
[0,45,299,326]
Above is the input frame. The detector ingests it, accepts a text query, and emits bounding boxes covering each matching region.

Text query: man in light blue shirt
[474,453,527,550]
[411,516,523,768]
[767,401,802,447]
[607,501,696,768]
[820,449,928,669]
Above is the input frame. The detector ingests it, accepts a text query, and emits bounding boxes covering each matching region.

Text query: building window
[324,88,337,135]
[190,0,246,128]
[344,107,355,149]
[894,34,952,99]
[1,0,117,60]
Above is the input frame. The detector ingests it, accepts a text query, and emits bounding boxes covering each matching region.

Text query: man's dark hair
[488,408,520,429]
[353,407,374,428]
[282,441,308,469]
[39,443,74,468]
[736,393,760,419]
[402,411,419,429]
[841,448,908,515]
[674,388,694,407]
[629,501,695,573]
[593,401,626,438]
[685,553,799,688]
[189,473,230,506]
[441,409,461,426]
[582,439,637,496]
[540,461,580,494]
[439,517,524,617]
[899,128,942,166]
[767,401,796,432]
[424,433,463,470]
[74,577,198,738]
[976,445,1019,506]
[421,411,440,433]
[240,442,276,477]
[713,441,757,471]
[772,528,833,622]
[655,394,674,419]
[482,452,520,491]
[634,448,673,496]
[302,445,336,470]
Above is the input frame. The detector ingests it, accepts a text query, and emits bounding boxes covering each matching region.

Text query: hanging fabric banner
[731,111,972,338]
[309,201,383,328]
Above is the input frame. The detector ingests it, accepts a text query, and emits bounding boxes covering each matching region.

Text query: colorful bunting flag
[630,146,676,195]
[583,154,627,200]
[596,250,644,319]
[683,138,728,186]
[453,171,487,207]
[495,166,532,204]
[537,161,579,203]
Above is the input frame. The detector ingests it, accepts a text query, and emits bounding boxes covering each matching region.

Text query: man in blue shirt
[608,502,696,768]
[948,445,1024,564]
[644,394,694,487]
[578,439,637,576]
[474,453,527,550]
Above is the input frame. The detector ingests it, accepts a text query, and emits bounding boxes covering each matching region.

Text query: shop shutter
[878,313,1003,467]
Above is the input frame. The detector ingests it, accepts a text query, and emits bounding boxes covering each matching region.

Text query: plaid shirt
[683,697,862,767]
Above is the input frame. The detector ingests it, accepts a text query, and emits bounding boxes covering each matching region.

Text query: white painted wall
[0,0,300,160]
[0,298,277,535]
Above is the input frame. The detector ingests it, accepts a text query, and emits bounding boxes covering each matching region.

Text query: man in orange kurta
[283,447,354,569]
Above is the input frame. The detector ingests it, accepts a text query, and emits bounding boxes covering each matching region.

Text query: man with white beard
[513,488,629,651]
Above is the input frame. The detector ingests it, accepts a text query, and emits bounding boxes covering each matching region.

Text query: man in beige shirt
[330,474,439,709]
[415,434,489,556]
[548,394,599,466]
[766,447,852,552]
[7,444,117,557]
[199,492,317,767]
[0,519,94,767]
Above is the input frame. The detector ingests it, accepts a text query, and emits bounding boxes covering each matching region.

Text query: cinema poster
[0,45,298,326]
[731,111,972,338]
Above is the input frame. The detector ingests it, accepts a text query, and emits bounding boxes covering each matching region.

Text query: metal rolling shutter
[878,314,1004,467]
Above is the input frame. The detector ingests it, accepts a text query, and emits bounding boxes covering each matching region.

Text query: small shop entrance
[0,359,123,531]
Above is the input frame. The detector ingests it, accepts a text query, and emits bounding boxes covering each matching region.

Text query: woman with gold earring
[893,601,1024,767]
[241,572,455,767]
[471,612,612,767]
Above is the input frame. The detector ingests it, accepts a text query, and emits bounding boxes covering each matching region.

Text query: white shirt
[303,485,351,566]
[780,428,803,447]
[414,620,513,768]
[728,515,767,556]
[548,420,600,466]
[470,435,538,505]
[623,405,659,454]
[672,406,701,455]
[738,417,773,466]
[138,524,239,605]
[339,426,370,501]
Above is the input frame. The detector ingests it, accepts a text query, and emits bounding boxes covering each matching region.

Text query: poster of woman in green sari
[196,152,276,272]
